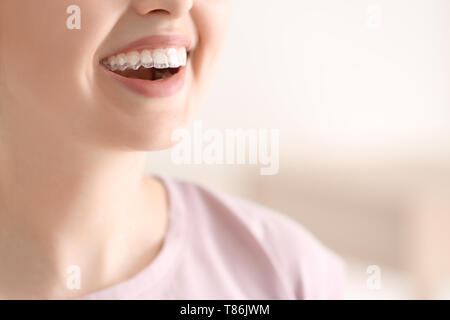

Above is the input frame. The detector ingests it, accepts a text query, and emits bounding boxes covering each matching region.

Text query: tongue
[152,69,173,81]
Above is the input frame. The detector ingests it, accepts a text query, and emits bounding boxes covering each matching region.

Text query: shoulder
[163,176,346,299]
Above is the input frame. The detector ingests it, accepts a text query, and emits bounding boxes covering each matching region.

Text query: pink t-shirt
[82,176,345,300]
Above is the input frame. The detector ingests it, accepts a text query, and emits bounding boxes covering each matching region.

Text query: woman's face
[0,0,231,150]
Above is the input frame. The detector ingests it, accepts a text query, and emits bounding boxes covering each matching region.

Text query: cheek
[1,1,75,96]
[0,0,124,109]
[191,0,232,85]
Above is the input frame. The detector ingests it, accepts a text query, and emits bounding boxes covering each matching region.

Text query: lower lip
[102,65,187,98]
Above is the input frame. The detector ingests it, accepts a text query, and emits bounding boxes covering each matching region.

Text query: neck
[0,115,168,299]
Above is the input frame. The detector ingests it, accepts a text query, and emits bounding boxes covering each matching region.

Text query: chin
[125,115,191,152]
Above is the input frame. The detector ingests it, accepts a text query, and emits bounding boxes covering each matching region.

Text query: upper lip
[103,34,192,60]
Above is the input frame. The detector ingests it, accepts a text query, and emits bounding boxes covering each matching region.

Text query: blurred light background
[147,0,450,299]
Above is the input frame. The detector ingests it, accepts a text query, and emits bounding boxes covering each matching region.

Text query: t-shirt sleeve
[249,203,346,300]
[290,227,346,300]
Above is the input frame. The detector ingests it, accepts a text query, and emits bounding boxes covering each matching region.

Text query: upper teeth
[103,47,187,71]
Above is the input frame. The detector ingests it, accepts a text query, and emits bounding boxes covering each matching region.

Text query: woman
[0,0,344,299]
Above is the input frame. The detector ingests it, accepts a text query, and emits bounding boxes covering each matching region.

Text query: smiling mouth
[101,47,187,81]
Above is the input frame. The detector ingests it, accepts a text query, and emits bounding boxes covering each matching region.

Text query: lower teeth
[110,66,178,81]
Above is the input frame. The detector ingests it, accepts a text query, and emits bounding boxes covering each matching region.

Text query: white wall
[203,0,450,155]
[148,0,450,185]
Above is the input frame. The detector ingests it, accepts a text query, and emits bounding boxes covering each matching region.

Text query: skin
[0,0,231,299]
